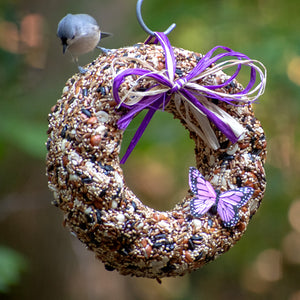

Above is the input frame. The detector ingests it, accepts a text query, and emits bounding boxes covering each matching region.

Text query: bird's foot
[96,47,111,55]
[78,66,88,74]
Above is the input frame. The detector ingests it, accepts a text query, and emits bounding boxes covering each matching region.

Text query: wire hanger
[136,0,176,36]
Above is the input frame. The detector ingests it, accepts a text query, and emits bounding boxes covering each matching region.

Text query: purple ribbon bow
[113,32,265,164]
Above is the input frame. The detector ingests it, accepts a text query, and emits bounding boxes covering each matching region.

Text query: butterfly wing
[189,167,216,217]
[217,199,238,227]
[217,187,254,227]
[189,167,217,198]
[190,196,216,217]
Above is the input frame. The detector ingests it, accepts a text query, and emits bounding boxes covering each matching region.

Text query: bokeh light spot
[254,249,283,282]
[287,56,300,86]
[0,21,19,53]
[282,231,300,264]
[289,290,300,300]
[288,200,300,233]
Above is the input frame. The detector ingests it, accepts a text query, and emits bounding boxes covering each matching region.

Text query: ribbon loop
[112,32,267,164]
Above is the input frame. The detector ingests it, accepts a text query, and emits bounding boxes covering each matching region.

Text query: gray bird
[57,13,111,73]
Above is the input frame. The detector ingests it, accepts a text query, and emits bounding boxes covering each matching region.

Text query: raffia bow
[112,32,266,163]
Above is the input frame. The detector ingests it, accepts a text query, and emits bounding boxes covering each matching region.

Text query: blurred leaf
[0,246,28,294]
[0,113,47,160]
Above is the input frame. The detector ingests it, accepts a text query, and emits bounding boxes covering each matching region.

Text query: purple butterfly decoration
[189,167,254,227]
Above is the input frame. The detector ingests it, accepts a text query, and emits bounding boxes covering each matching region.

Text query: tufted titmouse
[57,13,111,73]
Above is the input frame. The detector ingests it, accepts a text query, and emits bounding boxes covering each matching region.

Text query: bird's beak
[100,32,112,39]
[63,43,67,54]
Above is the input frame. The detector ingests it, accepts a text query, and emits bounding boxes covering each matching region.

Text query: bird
[57,13,111,73]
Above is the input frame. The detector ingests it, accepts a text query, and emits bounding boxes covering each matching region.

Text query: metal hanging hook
[136,0,176,36]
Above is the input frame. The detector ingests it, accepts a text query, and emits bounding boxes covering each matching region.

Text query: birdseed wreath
[46,32,267,279]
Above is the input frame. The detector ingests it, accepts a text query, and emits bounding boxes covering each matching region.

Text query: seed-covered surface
[46,43,266,279]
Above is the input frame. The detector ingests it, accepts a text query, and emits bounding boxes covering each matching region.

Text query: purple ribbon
[113,32,263,164]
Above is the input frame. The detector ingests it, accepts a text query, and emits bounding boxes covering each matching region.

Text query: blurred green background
[0,0,300,299]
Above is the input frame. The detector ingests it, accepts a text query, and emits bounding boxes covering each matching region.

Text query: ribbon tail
[120,108,156,164]
[201,96,246,141]
[201,105,241,144]
[173,94,220,149]
[182,90,243,144]
[187,104,220,149]
[117,94,163,130]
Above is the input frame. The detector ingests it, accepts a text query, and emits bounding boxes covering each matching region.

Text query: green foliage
[0,246,28,294]
[0,114,47,160]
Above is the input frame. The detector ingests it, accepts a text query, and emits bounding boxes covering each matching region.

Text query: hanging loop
[136,0,176,36]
